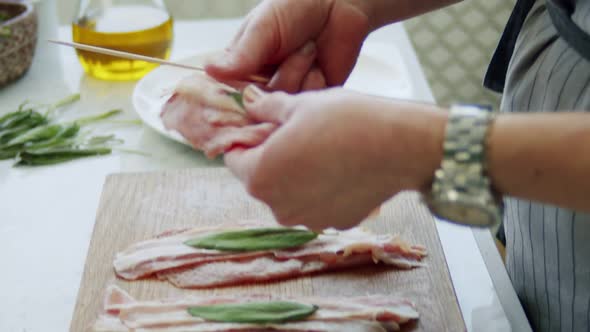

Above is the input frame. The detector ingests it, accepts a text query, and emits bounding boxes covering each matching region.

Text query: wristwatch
[423,104,503,228]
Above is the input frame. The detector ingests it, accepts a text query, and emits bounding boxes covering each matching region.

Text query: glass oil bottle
[72,0,173,80]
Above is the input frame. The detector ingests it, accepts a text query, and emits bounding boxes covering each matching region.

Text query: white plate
[132,42,414,146]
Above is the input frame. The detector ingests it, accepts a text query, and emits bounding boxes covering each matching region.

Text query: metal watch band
[426,105,503,227]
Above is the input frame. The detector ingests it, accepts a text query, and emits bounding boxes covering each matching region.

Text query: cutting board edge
[69,174,116,332]
[428,217,468,331]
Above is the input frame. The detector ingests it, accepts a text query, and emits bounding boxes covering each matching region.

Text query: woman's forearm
[385,104,590,213]
[351,0,461,31]
[487,112,590,212]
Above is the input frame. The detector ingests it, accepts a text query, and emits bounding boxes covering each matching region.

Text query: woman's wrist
[407,105,448,193]
[380,101,448,193]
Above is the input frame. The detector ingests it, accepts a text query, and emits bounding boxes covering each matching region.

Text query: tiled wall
[405,0,515,107]
[59,0,515,107]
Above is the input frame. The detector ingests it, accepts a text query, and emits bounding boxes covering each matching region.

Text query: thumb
[242,85,294,124]
[224,146,265,185]
[205,19,278,80]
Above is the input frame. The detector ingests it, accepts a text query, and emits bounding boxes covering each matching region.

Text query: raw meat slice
[160,74,276,158]
[114,223,426,288]
[114,221,272,280]
[91,285,419,332]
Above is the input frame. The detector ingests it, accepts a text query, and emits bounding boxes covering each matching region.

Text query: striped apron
[484,0,590,330]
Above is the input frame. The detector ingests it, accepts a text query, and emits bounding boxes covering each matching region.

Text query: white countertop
[0,2,530,331]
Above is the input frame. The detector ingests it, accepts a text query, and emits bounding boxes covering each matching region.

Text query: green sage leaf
[185,228,318,251]
[0,95,127,167]
[85,134,122,146]
[0,112,47,141]
[0,110,25,128]
[0,110,34,130]
[226,91,245,110]
[24,124,80,150]
[15,147,111,166]
[5,124,63,147]
[45,93,81,117]
[187,301,318,324]
[0,146,22,160]
[73,109,122,126]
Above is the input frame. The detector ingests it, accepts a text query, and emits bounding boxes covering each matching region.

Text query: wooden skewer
[47,39,270,84]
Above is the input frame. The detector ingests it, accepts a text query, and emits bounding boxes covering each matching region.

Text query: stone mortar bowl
[0,0,37,87]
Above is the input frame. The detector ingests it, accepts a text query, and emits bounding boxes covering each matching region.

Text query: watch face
[430,201,497,227]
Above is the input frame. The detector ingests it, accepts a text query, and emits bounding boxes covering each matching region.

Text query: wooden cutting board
[70,168,465,331]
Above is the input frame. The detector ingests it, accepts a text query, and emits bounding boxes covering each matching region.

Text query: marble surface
[0,1,529,331]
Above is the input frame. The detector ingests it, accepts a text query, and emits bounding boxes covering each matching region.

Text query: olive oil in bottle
[72,5,173,81]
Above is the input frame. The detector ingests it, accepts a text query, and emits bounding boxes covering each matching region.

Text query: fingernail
[243,84,265,104]
[299,41,316,56]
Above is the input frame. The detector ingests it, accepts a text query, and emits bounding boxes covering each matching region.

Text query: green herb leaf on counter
[0,145,23,160]
[99,119,143,126]
[185,228,318,251]
[4,124,64,147]
[85,134,122,146]
[73,109,122,126]
[45,93,81,117]
[15,147,112,166]
[0,94,142,167]
[0,109,46,132]
[187,301,318,324]
[0,110,29,129]
[24,124,80,150]
[0,111,48,144]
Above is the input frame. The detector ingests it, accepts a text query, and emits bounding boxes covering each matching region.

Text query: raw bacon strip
[160,74,276,158]
[94,317,394,332]
[158,253,414,289]
[114,224,426,288]
[91,285,418,332]
[92,315,129,332]
[114,221,272,280]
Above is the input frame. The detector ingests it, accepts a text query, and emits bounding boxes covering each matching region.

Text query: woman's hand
[205,0,372,93]
[225,86,447,230]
